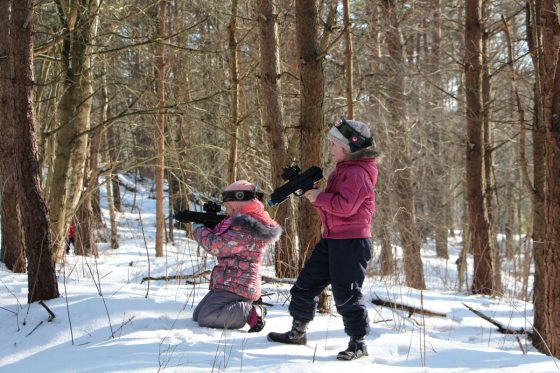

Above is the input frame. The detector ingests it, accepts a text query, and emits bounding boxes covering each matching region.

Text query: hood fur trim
[230,214,282,242]
[348,147,379,161]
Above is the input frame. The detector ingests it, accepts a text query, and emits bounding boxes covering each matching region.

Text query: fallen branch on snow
[141,272,298,286]
[261,275,296,285]
[140,269,212,284]
[372,296,447,318]
[462,303,530,335]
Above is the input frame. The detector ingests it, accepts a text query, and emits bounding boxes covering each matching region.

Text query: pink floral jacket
[193,215,282,301]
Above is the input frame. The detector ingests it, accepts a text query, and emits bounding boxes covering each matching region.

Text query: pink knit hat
[222,180,276,226]
[223,180,260,212]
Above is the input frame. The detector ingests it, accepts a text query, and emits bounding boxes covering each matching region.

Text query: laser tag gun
[173,201,227,229]
[268,165,323,207]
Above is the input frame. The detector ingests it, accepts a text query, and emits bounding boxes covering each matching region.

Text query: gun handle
[293,189,304,197]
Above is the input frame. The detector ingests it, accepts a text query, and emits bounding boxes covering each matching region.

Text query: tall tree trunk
[106,124,122,212]
[429,0,449,259]
[524,0,548,352]
[0,185,25,273]
[257,0,298,277]
[10,0,59,301]
[74,121,103,257]
[367,2,394,275]
[378,190,395,276]
[382,0,425,290]
[464,0,494,295]
[227,0,240,184]
[48,0,99,258]
[342,0,354,119]
[0,1,25,273]
[154,0,166,257]
[295,0,324,266]
[533,0,560,357]
[99,66,119,251]
[104,143,119,251]
[481,3,502,294]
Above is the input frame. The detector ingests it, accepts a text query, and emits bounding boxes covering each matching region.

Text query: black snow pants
[288,238,372,337]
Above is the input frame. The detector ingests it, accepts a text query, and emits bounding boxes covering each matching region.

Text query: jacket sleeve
[193,225,247,258]
[312,169,369,217]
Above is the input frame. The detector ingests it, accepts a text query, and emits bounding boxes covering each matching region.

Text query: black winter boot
[267,319,308,345]
[336,336,368,361]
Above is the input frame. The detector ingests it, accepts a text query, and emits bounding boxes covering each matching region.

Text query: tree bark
[10,0,59,301]
[154,0,166,257]
[257,0,298,277]
[295,0,324,266]
[428,0,449,259]
[0,185,26,273]
[227,0,240,184]
[342,0,354,119]
[525,0,548,352]
[48,0,99,258]
[533,0,560,358]
[464,0,495,295]
[0,0,25,273]
[381,0,425,290]
[481,4,501,294]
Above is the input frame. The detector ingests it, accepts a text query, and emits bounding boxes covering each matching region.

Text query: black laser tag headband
[334,116,374,152]
[222,190,264,202]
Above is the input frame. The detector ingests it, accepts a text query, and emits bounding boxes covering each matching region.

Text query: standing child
[65,222,75,254]
[267,117,378,360]
[192,180,282,332]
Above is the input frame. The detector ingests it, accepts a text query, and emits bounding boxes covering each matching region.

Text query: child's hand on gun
[304,188,322,203]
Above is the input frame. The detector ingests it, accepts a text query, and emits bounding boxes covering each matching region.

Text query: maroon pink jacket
[193,215,282,301]
[312,148,378,239]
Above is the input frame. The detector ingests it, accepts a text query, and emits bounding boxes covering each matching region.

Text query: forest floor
[0,174,558,372]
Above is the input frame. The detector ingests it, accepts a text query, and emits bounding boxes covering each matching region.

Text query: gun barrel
[268,166,323,206]
[173,210,227,228]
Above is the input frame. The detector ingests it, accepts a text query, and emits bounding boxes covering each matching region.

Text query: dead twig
[113,316,136,338]
[38,300,55,321]
[462,303,529,335]
[26,321,43,337]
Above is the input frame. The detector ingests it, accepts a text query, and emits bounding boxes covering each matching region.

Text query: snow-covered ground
[0,175,557,372]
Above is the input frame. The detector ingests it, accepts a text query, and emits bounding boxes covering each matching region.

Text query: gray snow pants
[193,289,252,330]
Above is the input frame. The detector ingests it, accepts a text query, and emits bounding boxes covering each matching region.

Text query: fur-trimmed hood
[229,214,282,243]
[347,147,379,161]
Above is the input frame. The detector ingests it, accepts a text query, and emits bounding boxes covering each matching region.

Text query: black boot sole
[336,349,368,361]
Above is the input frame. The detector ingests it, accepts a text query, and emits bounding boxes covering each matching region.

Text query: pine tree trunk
[106,123,122,212]
[295,0,324,266]
[48,0,99,258]
[465,0,495,295]
[533,0,560,357]
[382,0,425,290]
[0,181,26,273]
[99,65,118,250]
[342,0,354,119]
[227,0,240,184]
[0,2,25,273]
[10,0,59,301]
[481,7,502,293]
[257,0,298,277]
[525,0,548,352]
[154,0,166,257]
[378,197,395,276]
[428,0,449,259]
